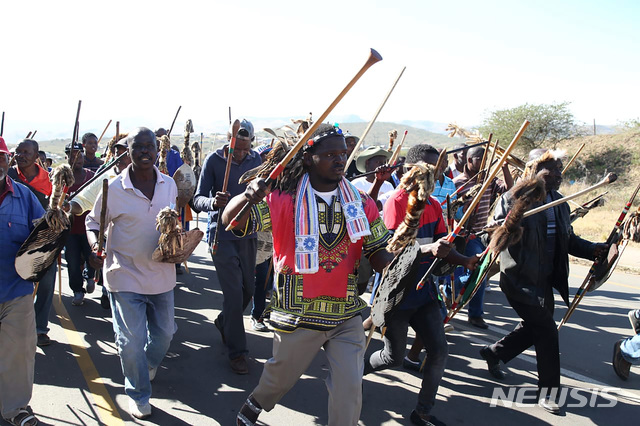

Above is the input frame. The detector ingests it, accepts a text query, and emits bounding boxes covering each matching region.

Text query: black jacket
[493,189,596,307]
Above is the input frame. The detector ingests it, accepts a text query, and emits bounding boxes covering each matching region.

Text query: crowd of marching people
[1,116,639,426]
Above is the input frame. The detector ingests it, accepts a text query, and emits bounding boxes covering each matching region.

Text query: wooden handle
[95,179,109,280]
[562,143,586,175]
[226,48,383,231]
[389,130,408,165]
[168,106,182,137]
[97,119,112,145]
[345,65,405,169]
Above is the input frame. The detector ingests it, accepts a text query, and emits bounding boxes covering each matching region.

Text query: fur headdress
[522,149,567,180]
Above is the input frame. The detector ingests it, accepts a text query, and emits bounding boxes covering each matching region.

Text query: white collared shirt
[86,165,178,295]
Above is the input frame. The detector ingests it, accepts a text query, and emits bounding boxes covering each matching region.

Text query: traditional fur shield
[172,163,196,209]
[589,241,621,292]
[15,219,70,281]
[431,235,466,277]
[370,241,421,328]
[152,228,204,264]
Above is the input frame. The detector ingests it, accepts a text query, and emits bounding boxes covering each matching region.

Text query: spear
[345,66,405,170]
[69,100,82,171]
[416,120,530,290]
[226,48,383,231]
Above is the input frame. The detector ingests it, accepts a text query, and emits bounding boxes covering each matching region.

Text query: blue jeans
[621,334,640,365]
[449,237,486,318]
[64,233,94,293]
[109,290,175,404]
[365,301,448,416]
[34,262,57,334]
[252,258,273,320]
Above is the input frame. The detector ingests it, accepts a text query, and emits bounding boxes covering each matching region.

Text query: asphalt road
[12,231,640,426]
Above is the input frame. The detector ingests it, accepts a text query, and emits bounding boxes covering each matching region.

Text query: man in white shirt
[350,146,394,210]
[86,128,178,420]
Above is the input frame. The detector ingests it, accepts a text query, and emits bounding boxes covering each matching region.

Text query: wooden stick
[483,139,499,185]
[57,254,62,303]
[226,48,383,231]
[562,143,586,175]
[523,173,617,218]
[68,152,127,200]
[94,179,109,281]
[351,163,403,179]
[228,107,232,125]
[345,65,405,170]
[389,130,407,166]
[0,111,4,137]
[96,119,112,145]
[434,147,447,177]
[477,134,493,184]
[416,120,530,290]
[69,100,82,171]
[365,326,376,350]
[26,131,32,139]
[211,120,241,255]
[33,282,39,300]
[31,130,37,139]
[168,106,182,137]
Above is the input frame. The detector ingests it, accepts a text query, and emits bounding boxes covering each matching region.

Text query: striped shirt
[453,173,507,233]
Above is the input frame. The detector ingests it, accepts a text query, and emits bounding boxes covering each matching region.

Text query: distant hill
[330,121,453,149]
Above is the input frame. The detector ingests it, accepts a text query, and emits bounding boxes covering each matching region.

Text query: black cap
[65,142,84,153]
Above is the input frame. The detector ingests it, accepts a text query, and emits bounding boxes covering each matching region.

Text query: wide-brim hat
[355,146,391,173]
[344,132,360,144]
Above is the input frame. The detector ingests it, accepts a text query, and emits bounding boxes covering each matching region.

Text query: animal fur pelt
[181,119,194,165]
[43,164,74,233]
[622,207,640,243]
[446,123,483,144]
[485,174,546,253]
[157,135,171,174]
[263,113,313,146]
[156,207,182,255]
[238,140,291,185]
[386,162,436,252]
[523,149,567,180]
[388,129,397,152]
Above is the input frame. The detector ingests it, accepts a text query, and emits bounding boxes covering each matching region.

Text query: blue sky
[1,0,638,142]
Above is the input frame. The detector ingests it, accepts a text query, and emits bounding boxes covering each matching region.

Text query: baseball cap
[235,119,255,141]
[256,144,272,156]
[115,136,129,149]
[65,142,84,153]
[0,136,9,155]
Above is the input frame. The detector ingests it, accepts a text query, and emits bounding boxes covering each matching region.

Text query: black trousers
[488,287,560,390]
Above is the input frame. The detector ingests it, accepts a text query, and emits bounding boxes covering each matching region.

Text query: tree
[478,102,582,153]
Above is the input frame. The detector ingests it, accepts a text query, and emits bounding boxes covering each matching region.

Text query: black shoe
[479,346,506,379]
[403,356,422,372]
[613,339,631,380]
[468,316,489,329]
[37,333,51,347]
[409,410,446,426]
[101,292,111,310]
[214,316,226,345]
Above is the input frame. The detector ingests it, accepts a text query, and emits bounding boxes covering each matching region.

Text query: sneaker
[72,292,85,306]
[403,356,421,372]
[251,317,269,332]
[468,316,488,329]
[37,333,51,347]
[444,324,454,334]
[128,398,152,419]
[86,278,96,294]
[613,339,631,380]
[539,396,560,415]
[479,346,506,380]
[628,309,640,334]
[149,366,157,382]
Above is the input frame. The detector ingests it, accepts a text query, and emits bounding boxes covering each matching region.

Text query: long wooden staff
[31,130,37,139]
[558,180,640,330]
[94,179,109,281]
[96,119,112,145]
[345,65,405,170]
[226,48,383,230]
[477,134,493,184]
[0,111,4,136]
[168,106,182,137]
[562,143,585,175]
[389,130,407,166]
[67,152,128,200]
[211,120,241,255]
[57,254,62,303]
[69,100,82,171]
[415,120,530,290]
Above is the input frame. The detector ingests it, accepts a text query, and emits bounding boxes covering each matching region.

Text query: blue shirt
[0,177,46,303]
[432,175,462,221]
